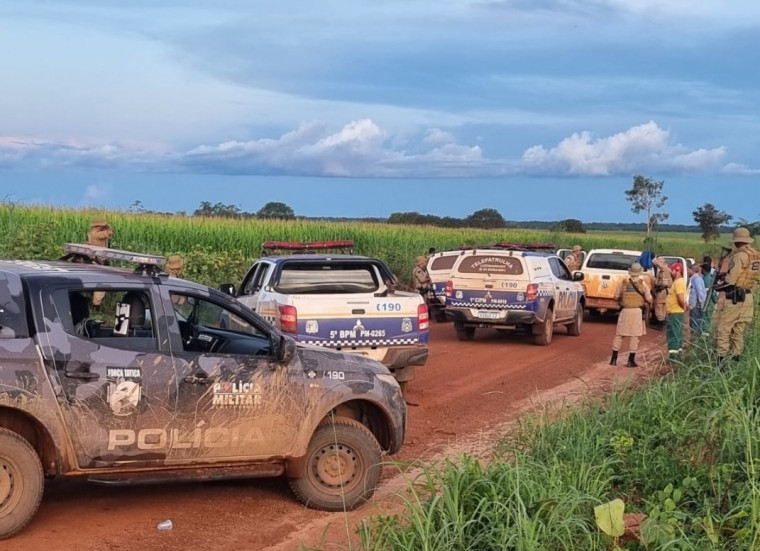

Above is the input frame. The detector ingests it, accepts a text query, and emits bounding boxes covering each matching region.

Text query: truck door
[236,261,273,313]
[38,285,179,469]
[163,287,307,461]
[548,258,578,321]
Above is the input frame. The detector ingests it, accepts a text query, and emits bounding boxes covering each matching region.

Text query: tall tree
[193,201,242,218]
[692,203,732,242]
[256,201,295,219]
[466,208,506,229]
[624,175,669,246]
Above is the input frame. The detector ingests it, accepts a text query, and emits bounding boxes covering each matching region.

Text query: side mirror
[278,335,297,363]
[219,283,236,296]
[572,271,584,282]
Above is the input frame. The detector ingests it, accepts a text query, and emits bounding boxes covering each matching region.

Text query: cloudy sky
[1,0,758,224]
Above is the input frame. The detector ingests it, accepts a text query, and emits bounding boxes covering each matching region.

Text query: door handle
[184,372,212,384]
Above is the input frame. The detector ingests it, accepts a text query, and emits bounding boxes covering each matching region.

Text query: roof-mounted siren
[60,243,166,276]
[261,239,355,255]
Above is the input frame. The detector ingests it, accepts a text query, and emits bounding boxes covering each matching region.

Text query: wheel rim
[0,456,17,512]
[312,443,359,490]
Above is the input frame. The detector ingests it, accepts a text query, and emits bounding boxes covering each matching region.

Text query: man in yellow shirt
[665,262,688,360]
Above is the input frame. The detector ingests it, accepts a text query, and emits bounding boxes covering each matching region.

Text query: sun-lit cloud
[0,120,744,178]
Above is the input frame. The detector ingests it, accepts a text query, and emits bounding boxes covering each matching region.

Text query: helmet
[732,227,754,244]
[166,255,185,271]
[91,215,110,228]
[572,245,582,252]
[628,262,643,276]
[415,256,428,266]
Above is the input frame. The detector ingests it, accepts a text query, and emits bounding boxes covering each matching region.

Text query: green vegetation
[0,203,729,288]
[360,323,760,550]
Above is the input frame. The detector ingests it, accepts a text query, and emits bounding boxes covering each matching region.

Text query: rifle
[701,246,732,311]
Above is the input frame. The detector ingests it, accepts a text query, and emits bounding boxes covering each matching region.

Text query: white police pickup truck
[444,245,585,344]
[226,241,429,388]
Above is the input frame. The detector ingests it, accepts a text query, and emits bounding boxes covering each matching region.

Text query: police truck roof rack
[457,242,555,252]
[262,240,355,255]
[60,243,166,276]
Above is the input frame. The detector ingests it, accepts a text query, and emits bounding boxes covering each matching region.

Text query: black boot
[627,353,637,368]
[610,350,618,366]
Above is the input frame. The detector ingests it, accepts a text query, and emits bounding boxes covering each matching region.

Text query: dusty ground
[7,316,667,551]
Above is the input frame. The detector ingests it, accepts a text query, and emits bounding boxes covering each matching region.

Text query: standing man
[700,259,716,334]
[665,262,687,360]
[610,262,652,367]
[87,215,114,307]
[714,227,760,364]
[687,262,706,337]
[651,256,673,330]
[564,245,583,272]
[412,255,432,297]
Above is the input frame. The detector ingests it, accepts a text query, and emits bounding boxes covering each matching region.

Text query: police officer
[87,215,114,248]
[412,255,432,296]
[564,245,583,272]
[610,262,652,367]
[650,256,673,330]
[714,227,760,364]
[166,255,185,278]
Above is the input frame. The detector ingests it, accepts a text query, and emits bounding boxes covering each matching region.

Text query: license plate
[476,310,501,319]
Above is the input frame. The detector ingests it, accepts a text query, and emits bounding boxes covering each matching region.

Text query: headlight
[376,373,399,387]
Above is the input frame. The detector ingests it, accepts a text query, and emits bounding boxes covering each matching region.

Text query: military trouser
[653,290,668,321]
[612,335,639,353]
[715,295,754,357]
[666,312,685,355]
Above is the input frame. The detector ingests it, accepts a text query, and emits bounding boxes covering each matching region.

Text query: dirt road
[6,317,665,551]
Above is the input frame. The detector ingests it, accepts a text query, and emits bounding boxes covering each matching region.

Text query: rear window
[274,263,379,294]
[429,254,458,271]
[585,253,640,271]
[455,255,524,275]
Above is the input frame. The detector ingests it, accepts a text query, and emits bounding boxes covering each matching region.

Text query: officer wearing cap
[610,262,652,367]
[665,261,687,360]
[166,255,185,278]
[714,227,760,364]
[87,215,114,306]
[650,256,673,330]
[412,255,432,297]
[564,245,584,272]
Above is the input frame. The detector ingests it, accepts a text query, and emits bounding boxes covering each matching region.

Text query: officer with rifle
[710,227,760,365]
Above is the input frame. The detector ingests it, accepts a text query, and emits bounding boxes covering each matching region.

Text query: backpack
[639,250,654,270]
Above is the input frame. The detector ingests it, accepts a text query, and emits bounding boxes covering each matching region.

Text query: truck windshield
[585,253,640,271]
[274,263,379,294]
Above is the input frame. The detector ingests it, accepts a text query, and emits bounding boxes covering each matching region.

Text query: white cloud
[84,183,113,202]
[0,119,744,178]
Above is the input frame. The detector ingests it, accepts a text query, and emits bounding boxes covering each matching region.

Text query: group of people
[611,227,760,368]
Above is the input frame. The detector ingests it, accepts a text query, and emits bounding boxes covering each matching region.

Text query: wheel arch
[0,406,59,476]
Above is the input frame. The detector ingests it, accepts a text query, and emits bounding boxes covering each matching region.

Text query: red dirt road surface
[6,317,667,551]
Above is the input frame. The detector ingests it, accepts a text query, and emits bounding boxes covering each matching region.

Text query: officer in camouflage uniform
[412,255,432,296]
[87,216,114,306]
[564,245,583,272]
[610,262,652,367]
[714,227,760,364]
[650,256,672,330]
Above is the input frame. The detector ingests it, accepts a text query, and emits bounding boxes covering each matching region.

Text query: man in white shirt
[688,263,707,335]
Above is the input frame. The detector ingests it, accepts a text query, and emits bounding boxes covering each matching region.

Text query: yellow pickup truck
[579,249,654,315]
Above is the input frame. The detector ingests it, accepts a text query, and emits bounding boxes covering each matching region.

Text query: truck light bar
[262,240,355,255]
[61,243,166,275]
[457,242,555,252]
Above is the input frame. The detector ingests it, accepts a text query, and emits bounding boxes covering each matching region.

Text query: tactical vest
[620,279,646,308]
[735,246,760,291]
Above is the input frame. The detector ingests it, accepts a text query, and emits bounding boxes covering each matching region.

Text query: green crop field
[0,203,726,288]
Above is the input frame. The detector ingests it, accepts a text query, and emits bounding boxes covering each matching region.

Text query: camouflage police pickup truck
[0,244,406,539]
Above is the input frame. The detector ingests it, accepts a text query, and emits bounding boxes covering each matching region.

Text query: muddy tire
[0,428,44,540]
[289,418,382,511]
[456,326,475,341]
[434,310,448,323]
[533,306,554,346]
[567,304,583,336]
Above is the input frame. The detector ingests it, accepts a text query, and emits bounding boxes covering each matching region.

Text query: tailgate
[294,295,427,347]
[447,274,535,313]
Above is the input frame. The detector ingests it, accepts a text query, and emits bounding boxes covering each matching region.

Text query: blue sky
[1,1,758,224]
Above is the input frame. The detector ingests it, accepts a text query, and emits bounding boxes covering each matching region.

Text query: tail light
[418,304,429,331]
[278,305,298,334]
[445,280,453,297]
[526,283,539,302]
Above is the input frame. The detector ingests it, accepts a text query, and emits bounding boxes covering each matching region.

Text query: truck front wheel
[289,418,382,511]
[0,428,44,540]
[533,306,554,346]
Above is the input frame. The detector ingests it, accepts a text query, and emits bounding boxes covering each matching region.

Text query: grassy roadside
[358,305,760,550]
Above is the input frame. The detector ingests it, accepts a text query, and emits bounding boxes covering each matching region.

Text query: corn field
[0,202,719,288]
